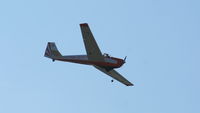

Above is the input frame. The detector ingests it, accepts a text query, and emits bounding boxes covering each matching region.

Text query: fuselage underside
[51,55,124,69]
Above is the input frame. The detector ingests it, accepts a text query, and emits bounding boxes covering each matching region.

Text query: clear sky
[0,0,200,113]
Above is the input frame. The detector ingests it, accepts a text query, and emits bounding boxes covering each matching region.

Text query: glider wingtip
[127,83,134,86]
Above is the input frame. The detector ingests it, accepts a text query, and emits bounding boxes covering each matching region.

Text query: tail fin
[44,42,62,58]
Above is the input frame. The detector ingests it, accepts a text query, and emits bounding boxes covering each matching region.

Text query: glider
[44,23,133,86]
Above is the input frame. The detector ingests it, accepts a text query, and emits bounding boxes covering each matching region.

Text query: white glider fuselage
[51,55,125,69]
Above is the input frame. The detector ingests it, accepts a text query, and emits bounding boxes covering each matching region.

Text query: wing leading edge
[80,23,104,61]
[94,66,134,86]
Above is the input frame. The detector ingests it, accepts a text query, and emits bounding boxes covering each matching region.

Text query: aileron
[94,66,133,86]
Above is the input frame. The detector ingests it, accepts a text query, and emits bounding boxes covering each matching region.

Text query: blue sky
[0,0,200,113]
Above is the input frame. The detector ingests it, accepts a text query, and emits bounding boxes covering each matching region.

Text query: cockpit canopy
[103,53,111,58]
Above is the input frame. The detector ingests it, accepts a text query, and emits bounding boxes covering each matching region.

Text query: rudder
[44,42,62,58]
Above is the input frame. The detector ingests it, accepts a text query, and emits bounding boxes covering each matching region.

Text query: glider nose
[121,56,127,66]
[120,59,126,67]
[123,60,126,64]
[122,60,126,65]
